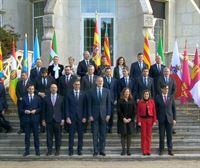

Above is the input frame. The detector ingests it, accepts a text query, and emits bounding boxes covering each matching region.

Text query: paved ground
[1,160,200,168]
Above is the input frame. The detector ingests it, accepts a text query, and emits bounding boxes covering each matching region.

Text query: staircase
[1,95,200,161]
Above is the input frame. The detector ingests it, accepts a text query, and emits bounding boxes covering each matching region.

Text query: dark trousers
[17,101,24,131]
[107,104,115,132]
[159,118,173,152]
[0,113,11,131]
[23,118,40,153]
[92,117,107,153]
[121,134,131,152]
[46,121,62,152]
[68,119,83,153]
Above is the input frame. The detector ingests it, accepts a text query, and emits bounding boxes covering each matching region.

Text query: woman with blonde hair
[137,90,157,155]
[117,87,136,155]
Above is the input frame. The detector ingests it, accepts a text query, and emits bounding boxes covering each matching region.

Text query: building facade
[1,0,200,67]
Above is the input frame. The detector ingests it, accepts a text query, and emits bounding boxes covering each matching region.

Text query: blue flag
[22,34,28,73]
[32,30,40,68]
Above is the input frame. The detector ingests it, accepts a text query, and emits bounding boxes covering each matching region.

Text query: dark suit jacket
[59,75,77,96]
[19,95,42,122]
[30,67,43,82]
[81,75,97,91]
[118,77,136,99]
[103,77,118,103]
[16,79,32,102]
[48,64,64,80]
[0,83,7,111]
[77,59,96,78]
[43,94,64,123]
[130,61,148,79]
[65,90,86,121]
[155,94,176,124]
[149,64,165,95]
[136,76,154,99]
[35,76,56,95]
[88,88,111,120]
[157,76,176,96]
[97,65,110,76]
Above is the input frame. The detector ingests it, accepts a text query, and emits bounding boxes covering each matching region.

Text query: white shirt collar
[51,93,57,97]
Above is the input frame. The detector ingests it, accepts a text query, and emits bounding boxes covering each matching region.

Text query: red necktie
[164,96,167,104]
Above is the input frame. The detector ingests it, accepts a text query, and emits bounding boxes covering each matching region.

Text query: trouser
[92,117,107,153]
[140,118,153,154]
[121,134,131,152]
[23,119,40,153]
[68,119,84,153]
[159,119,173,152]
[46,121,62,152]
[107,104,115,132]
[17,101,24,131]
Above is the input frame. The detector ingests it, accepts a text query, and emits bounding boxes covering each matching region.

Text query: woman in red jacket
[137,90,157,155]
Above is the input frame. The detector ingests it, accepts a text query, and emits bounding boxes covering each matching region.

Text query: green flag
[157,35,165,65]
[49,31,58,65]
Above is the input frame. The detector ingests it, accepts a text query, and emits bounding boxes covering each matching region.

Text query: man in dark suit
[136,67,154,101]
[42,84,65,156]
[81,65,97,133]
[130,52,148,79]
[66,79,86,156]
[89,76,111,156]
[118,66,136,99]
[20,84,42,156]
[155,84,176,156]
[48,56,64,83]
[0,82,11,133]
[149,56,165,96]
[77,51,97,78]
[16,71,32,134]
[103,67,118,133]
[59,65,77,96]
[35,68,56,133]
[157,67,176,97]
[30,58,43,83]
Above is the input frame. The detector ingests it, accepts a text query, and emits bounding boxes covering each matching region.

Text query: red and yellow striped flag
[143,32,151,69]
[92,14,101,66]
[103,24,111,66]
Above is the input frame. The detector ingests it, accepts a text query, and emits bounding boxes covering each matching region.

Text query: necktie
[165,77,168,84]
[52,95,56,106]
[145,77,148,87]
[125,78,128,86]
[29,95,33,103]
[37,68,40,75]
[65,76,69,84]
[98,88,102,100]
[23,81,26,87]
[86,60,89,66]
[140,62,143,70]
[75,91,79,101]
[157,64,160,72]
[164,95,167,104]
[90,76,93,84]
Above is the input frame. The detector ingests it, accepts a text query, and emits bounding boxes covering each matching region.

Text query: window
[81,0,115,13]
[33,1,46,49]
[81,0,115,65]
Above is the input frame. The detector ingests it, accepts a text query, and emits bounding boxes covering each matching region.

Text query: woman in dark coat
[113,56,126,80]
[117,87,136,155]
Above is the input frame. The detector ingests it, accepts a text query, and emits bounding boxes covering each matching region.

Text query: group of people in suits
[8,50,177,157]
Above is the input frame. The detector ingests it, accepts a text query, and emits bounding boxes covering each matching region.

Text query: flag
[103,24,111,66]
[92,14,101,66]
[143,32,151,69]
[170,40,182,99]
[180,41,192,103]
[157,34,165,65]
[32,30,40,68]
[8,41,18,104]
[22,33,28,73]
[49,31,58,65]
[0,42,4,81]
[190,47,200,107]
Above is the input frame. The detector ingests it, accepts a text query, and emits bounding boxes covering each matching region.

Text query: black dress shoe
[147,153,151,155]
[46,151,52,156]
[55,151,60,156]
[172,130,176,134]
[99,152,106,156]
[23,152,30,157]
[77,151,82,155]
[69,151,73,156]
[121,150,125,156]
[17,129,24,134]
[158,150,163,155]
[93,152,98,156]
[35,152,40,156]
[127,151,131,156]
[168,151,174,156]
